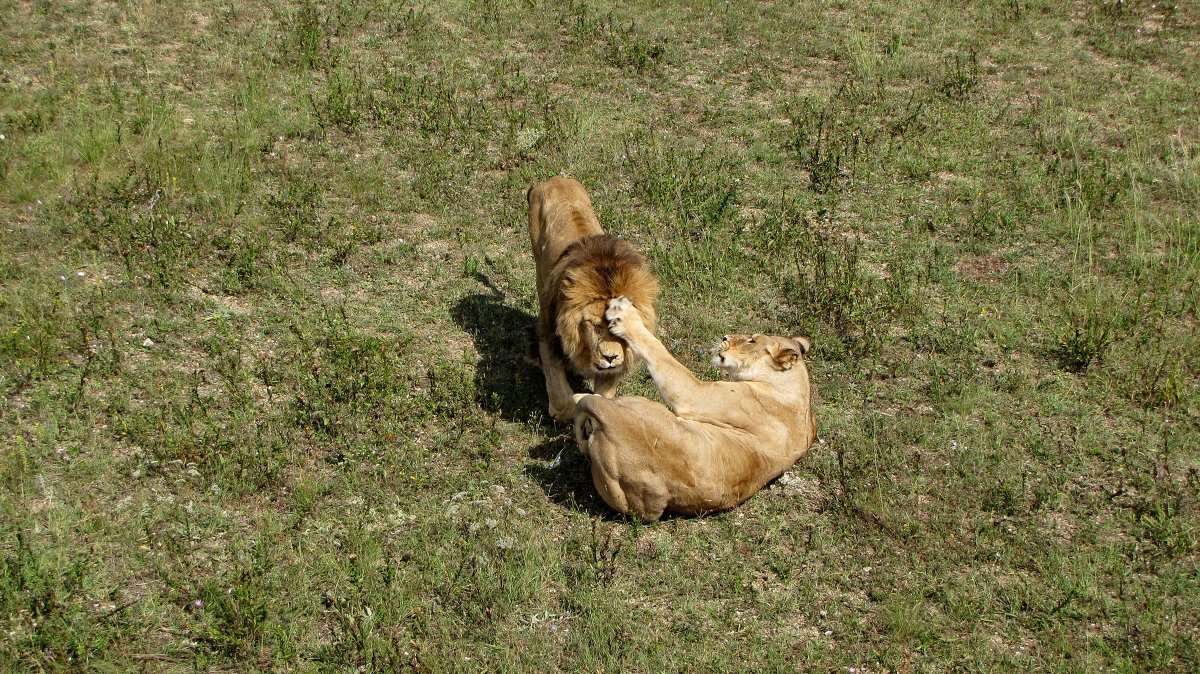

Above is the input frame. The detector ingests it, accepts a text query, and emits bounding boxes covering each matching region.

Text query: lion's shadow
[450,289,547,424]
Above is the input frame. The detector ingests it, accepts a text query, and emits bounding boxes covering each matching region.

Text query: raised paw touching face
[605,296,635,337]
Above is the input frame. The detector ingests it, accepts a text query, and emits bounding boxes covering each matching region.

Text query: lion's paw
[605,296,634,336]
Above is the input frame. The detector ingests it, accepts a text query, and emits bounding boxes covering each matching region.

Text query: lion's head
[713,333,812,381]
[548,235,659,378]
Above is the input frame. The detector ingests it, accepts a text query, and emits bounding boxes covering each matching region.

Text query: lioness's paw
[605,296,634,336]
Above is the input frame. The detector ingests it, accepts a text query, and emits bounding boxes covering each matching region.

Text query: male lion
[572,296,817,521]
[528,177,658,423]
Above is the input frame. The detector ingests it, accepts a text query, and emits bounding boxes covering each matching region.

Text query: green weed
[779,216,916,358]
[1053,302,1115,373]
[280,0,324,70]
[937,50,982,102]
[787,78,925,193]
[562,3,668,73]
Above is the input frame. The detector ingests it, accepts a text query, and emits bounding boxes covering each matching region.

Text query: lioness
[573,296,817,521]
[528,177,658,423]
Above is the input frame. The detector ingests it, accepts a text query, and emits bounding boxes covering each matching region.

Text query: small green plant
[937,51,981,101]
[1136,498,1197,557]
[787,78,924,193]
[562,4,667,73]
[1118,339,1190,409]
[780,219,915,358]
[1053,308,1114,373]
[462,255,481,278]
[315,59,365,133]
[583,520,623,586]
[982,481,1023,515]
[195,569,271,657]
[606,25,667,73]
[282,0,324,70]
[268,168,326,247]
[622,130,741,233]
[288,318,409,436]
[966,194,1016,243]
[215,231,275,294]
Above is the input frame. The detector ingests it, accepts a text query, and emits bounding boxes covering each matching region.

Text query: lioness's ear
[771,345,801,371]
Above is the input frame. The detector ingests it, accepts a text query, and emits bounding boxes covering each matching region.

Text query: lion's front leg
[539,338,577,423]
[605,297,709,415]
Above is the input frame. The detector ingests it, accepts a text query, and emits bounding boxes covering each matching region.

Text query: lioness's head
[713,333,812,381]
[550,236,659,377]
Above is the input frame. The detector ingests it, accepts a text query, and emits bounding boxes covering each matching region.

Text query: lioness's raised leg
[604,296,713,416]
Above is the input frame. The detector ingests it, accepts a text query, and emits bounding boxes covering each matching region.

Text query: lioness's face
[713,334,805,379]
[580,301,628,375]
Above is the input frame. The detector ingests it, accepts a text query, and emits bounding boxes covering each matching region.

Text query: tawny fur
[573,297,817,522]
[528,177,658,423]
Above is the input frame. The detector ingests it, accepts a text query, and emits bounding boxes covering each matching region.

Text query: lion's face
[559,299,632,376]
[713,334,809,380]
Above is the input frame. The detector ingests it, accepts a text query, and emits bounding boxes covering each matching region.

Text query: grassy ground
[2,0,1198,671]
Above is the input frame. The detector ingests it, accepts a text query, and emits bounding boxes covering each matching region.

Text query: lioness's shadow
[451,288,546,424]
[523,435,626,520]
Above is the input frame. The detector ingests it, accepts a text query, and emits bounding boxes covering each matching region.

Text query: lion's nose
[603,352,618,363]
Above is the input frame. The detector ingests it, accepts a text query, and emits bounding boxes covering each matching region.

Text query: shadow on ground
[452,274,625,520]
[524,435,624,521]
[451,288,547,424]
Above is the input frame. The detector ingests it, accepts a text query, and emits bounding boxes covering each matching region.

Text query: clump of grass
[63,179,199,288]
[1027,98,1130,215]
[562,3,668,73]
[780,217,916,358]
[1136,498,1197,558]
[618,131,748,297]
[279,0,324,70]
[314,57,365,133]
[267,168,325,247]
[962,192,1019,245]
[193,568,271,658]
[622,130,741,234]
[1113,331,1193,409]
[936,51,982,101]
[0,529,129,669]
[287,317,411,437]
[1053,306,1114,373]
[212,229,278,294]
[786,78,924,193]
[605,24,667,73]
